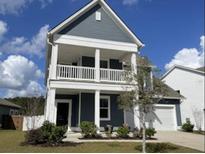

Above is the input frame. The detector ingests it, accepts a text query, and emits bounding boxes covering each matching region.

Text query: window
[100,96,110,121]
[96,11,101,21]
[100,60,108,68]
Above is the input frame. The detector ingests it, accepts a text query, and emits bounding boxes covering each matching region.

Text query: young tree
[118,56,168,153]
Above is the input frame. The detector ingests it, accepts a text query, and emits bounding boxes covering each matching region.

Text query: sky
[0,0,204,98]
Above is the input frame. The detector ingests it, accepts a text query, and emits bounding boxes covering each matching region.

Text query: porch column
[50,44,58,80]
[131,53,140,128]
[45,88,56,124]
[131,52,137,74]
[95,90,100,133]
[95,49,100,82]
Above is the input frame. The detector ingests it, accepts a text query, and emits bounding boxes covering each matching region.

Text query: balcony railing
[57,64,126,83]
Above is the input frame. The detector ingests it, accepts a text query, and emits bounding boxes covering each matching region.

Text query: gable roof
[153,78,183,99]
[0,98,21,109]
[48,0,144,48]
[161,65,205,80]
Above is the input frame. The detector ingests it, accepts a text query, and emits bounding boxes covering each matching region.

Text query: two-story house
[44,0,182,132]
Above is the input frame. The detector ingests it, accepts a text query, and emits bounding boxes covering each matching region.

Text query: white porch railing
[57,65,95,81]
[100,68,125,82]
[57,65,125,83]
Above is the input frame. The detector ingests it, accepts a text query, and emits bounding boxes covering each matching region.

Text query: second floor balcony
[47,43,138,85]
[56,64,126,83]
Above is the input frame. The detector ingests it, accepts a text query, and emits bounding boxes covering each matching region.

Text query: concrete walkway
[63,131,205,151]
[155,131,205,152]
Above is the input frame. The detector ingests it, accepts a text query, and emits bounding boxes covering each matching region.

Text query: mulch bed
[79,137,157,140]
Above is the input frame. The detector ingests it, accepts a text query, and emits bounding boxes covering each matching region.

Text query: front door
[56,100,72,127]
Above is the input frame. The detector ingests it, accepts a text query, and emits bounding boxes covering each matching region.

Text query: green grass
[0,130,202,153]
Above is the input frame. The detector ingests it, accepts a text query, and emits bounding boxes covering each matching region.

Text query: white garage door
[145,105,176,130]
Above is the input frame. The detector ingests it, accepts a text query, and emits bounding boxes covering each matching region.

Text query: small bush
[80,121,97,138]
[25,128,44,145]
[146,128,156,138]
[181,120,194,132]
[116,124,129,138]
[135,143,178,153]
[133,127,156,139]
[25,121,67,145]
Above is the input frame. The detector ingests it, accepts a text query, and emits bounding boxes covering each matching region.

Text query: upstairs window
[96,11,101,21]
[100,96,110,121]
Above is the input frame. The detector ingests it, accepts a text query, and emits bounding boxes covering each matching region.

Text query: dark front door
[56,103,69,126]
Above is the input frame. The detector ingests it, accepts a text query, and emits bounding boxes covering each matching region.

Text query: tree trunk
[142,112,146,153]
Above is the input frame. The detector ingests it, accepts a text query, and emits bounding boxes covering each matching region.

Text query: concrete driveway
[155,131,205,152]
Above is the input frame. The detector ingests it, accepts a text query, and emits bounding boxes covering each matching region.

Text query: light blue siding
[59,4,134,43]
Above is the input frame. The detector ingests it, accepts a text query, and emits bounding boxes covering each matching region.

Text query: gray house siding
[59,4,134,43]
[158,99,182,126]
[81,93,95,122]
[80,93,124,127]
[56,94,79,127]
[100,94,124,127]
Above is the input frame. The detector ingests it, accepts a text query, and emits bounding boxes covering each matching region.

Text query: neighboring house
[44,0,182,131]
[0,98,21,128]
[162,65,205,131]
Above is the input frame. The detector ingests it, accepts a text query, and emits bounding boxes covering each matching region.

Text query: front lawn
[0,130,202,153]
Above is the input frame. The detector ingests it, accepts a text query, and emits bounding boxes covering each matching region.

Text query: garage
[145,105,177,130]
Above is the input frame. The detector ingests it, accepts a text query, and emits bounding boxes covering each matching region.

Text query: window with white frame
[96,11,101,21]
[100,96,110,121]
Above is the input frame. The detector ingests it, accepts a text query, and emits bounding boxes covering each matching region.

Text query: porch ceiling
[56,88,122,95]
[58,44,131,64]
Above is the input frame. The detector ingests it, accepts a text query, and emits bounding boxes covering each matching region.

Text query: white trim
[161,65,205,80]
[50,44,58,79]
[50,80,134,92]
[49,0,99,35]
[54,34,138,52]
[78,92,81,126]
[100,95,111,121]
[95,90,100,132]
[95,49,100,82]
[48,0,144,47]
[55,99,72,128]
[154,104,177,131]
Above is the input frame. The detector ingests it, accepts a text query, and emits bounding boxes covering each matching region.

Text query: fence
[22,115,45,131]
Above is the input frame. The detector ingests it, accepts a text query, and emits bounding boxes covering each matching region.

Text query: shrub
[116,124,129,138]
[145,128,156,138]
[181,120,194,132]
[134,128,157,139]
[25,128,44,145]
[41,121,67,144]
[25,121,67,145]
[135,143,178,153]
[80,121,97,138]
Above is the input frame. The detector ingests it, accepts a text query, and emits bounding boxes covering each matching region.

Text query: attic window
[96,11,101,21]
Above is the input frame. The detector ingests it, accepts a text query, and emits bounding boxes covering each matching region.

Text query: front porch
[45,89,130,132]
